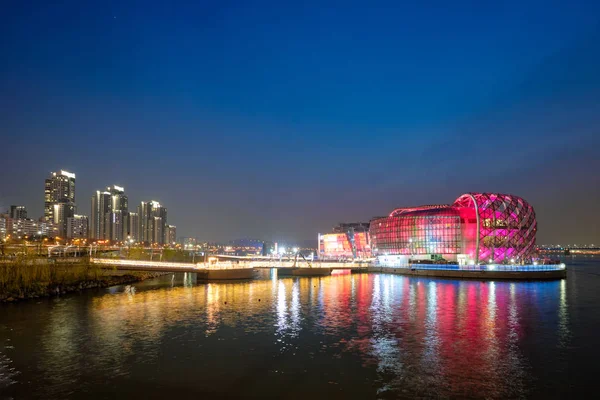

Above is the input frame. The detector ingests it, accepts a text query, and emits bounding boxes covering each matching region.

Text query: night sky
[1,1,599,244]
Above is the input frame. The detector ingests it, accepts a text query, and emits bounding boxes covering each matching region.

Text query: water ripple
[0,258,597,399]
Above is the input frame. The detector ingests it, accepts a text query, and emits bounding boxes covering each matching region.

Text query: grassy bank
[0,256,165,302]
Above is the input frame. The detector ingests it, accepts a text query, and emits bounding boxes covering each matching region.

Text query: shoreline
[1,261,568,303]
[365,266,567,280]
[0,270,168,303]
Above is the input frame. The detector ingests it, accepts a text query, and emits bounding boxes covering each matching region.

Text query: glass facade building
[370,193,537,264]
[318,222,372,259]
[318,232,370,259]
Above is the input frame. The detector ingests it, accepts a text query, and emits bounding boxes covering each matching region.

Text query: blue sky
[1,0,599,243]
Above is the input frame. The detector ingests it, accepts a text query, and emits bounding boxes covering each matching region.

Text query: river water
[1,256,598,399]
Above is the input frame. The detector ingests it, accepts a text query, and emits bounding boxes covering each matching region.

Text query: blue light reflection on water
[0,255,598,399]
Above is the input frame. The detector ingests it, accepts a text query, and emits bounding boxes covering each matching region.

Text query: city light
[60,170,76,179]
[371,192,537,264]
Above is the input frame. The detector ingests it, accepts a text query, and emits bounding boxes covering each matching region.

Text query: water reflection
[558,279,570,347]
[0,270,575,398]
[276,280,287,335]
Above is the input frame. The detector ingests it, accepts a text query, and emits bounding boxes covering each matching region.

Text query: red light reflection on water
[12,271,567,399]
[315,274,535,397]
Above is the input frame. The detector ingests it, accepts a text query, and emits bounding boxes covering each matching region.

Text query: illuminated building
[108,186,128,241]
[319,222,371,259]
[370,193,537,265]
[0,217,6,240]
[52,203,76,237]
[90,190,110,239]
[125,212,139,242]
[107,210,124,241]
[91,186,128,241]
[109,186,127,210]
[67,215,88,239]
[262,241,275,256]
[226,239,264,256]
[181,237,197,249]
[0,215,59,239]
[10,205,27,220]
[44,170,76,236]
[37,220,59,237]
[166,225,177,246]
[138,201,167,245]
[152,217,163,244]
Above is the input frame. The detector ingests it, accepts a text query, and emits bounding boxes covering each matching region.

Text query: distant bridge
[538,247,600,255]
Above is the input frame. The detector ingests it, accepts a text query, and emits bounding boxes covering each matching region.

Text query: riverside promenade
[90,258,566,280]
[90,258,255,280]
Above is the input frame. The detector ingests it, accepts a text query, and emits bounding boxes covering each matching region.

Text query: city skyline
[1,1,600,244]
[0,169,176,245]
[1,166,599,246]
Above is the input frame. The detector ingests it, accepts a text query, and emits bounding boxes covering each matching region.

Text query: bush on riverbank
[0,255,153,301]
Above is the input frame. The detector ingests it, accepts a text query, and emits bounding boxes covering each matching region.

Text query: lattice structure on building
[370,192,537,264]
[453,193,536,264]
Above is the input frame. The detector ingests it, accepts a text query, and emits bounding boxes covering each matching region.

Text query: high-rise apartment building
[125,212,139,242]
[108,186,128,241]
[44,170,76,236]
[67,215,88,239]
[9,206,27,220]
[107,211,125,241]
[90,190,110,240]
[166,225,177,246]
[152,216,164,244]
[138,201,152,242]
[90,185,128,241]
[109,186,128,212]
[53,203,76,237]
[138,201,167,245]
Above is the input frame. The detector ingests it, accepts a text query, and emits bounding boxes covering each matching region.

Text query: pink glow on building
[318,232,371,259]
[370,193,537,264]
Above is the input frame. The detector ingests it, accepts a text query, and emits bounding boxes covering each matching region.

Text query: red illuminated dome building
[369,193,537,266]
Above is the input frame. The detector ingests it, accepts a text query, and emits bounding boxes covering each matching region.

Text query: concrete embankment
[366,266,567,280]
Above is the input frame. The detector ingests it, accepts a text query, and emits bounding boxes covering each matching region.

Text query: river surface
[1,256,599,399]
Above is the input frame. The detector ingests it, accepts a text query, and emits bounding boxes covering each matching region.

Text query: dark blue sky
[1,0,599,244]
